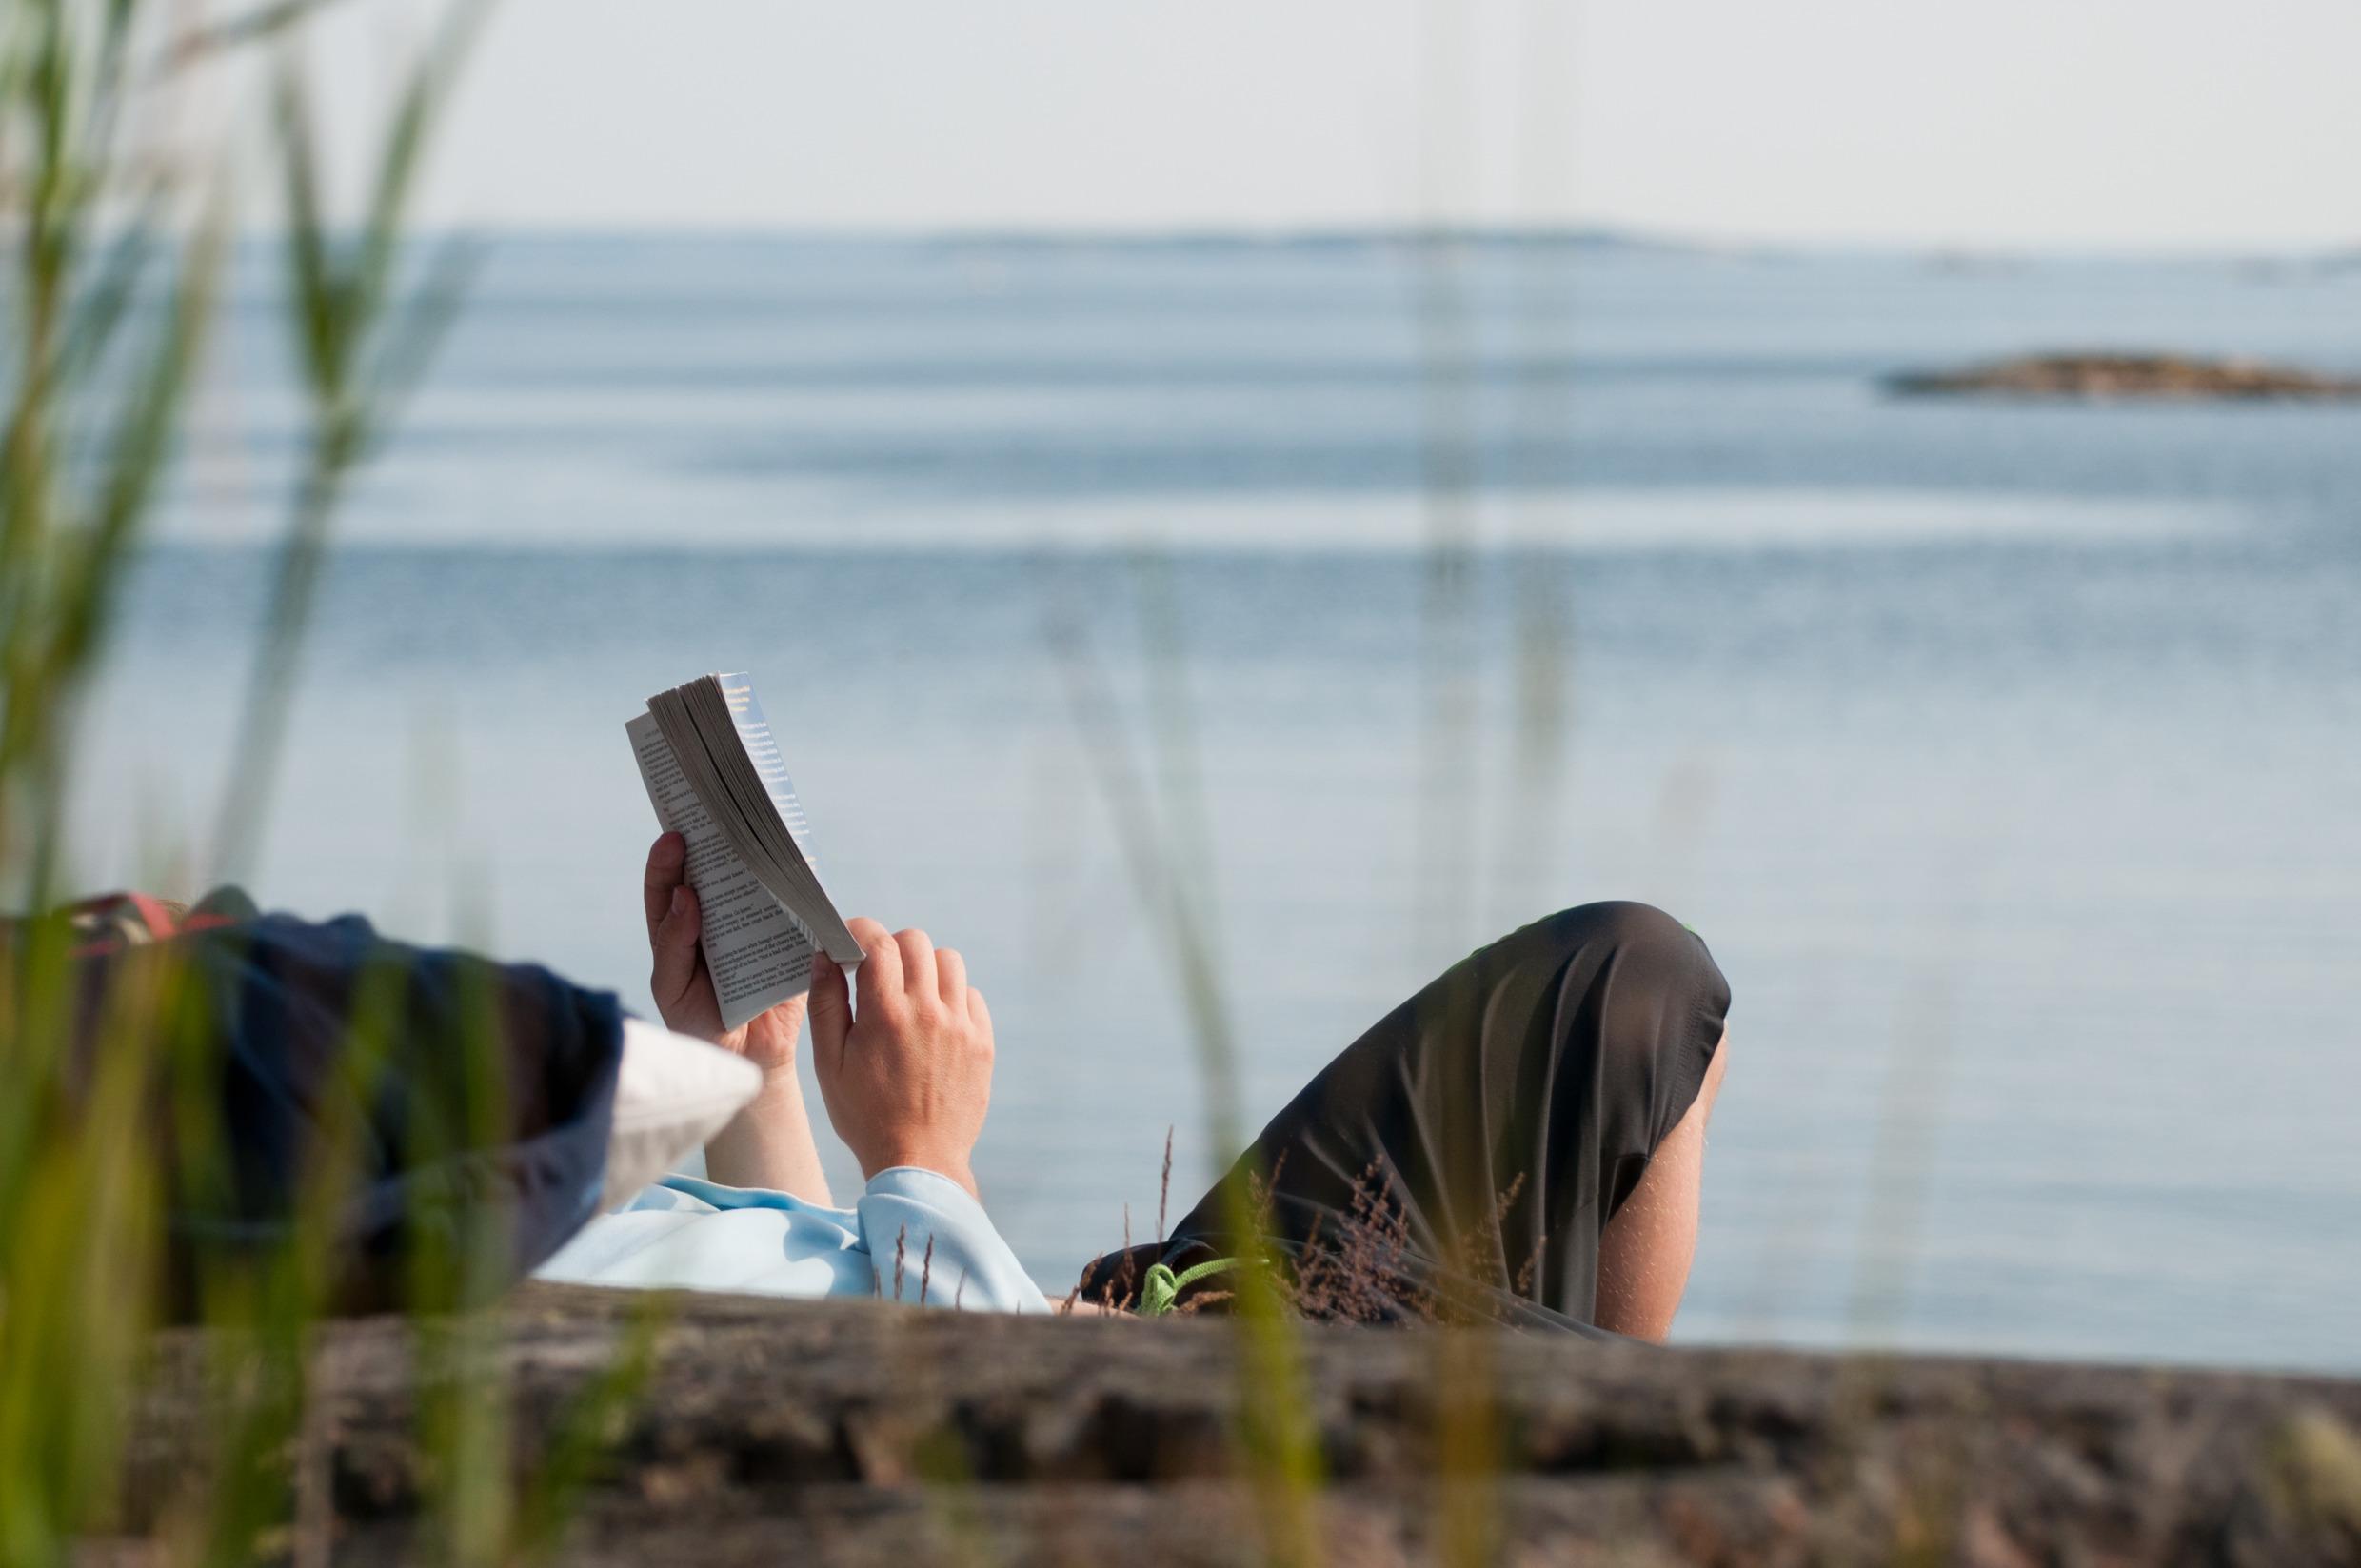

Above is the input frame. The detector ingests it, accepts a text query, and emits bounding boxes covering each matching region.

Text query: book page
[627,710,817,1031]
[718,675,824,866]
[710,674,865,964]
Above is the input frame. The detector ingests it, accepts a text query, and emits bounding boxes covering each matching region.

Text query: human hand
[807,917,993,1200]
[642,831,806,1075]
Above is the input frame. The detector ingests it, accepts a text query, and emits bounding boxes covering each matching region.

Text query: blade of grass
[209,0,490,882]
[1049,607,1326,1566]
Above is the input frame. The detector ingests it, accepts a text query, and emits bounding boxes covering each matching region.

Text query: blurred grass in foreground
[0,4,652,1563]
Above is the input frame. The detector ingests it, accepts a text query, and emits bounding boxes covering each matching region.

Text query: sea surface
[77,235,2361,1371]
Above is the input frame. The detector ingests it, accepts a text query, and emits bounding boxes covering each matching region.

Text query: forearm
[704,1067,834,1204]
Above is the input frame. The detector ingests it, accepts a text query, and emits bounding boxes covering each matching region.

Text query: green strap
[1138,1257,1240,1316]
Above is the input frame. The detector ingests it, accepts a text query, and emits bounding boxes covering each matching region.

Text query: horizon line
[251,220,2361,263]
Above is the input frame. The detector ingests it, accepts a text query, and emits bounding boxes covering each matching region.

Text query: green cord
[1138,1256,1240,1316]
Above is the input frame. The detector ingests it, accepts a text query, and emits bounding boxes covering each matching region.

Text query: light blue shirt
[536,1166,1050,1313]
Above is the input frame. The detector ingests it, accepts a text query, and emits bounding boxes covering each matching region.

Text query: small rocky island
[1889,352,2361,401]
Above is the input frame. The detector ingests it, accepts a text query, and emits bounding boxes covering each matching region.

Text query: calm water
[80,236,2361,1371]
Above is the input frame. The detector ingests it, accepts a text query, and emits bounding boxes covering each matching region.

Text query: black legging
[1079,902,1731,1332]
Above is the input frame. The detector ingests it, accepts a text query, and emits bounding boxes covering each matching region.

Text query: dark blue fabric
[86,898,622,1313]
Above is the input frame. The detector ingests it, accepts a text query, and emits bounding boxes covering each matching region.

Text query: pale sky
[316,0,2361,249]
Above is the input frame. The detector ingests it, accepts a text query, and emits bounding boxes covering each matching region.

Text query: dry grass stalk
[1127,1157,1551,1331]
[1157,1125,1174,1242]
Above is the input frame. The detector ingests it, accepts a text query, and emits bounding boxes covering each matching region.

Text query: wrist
[711,1069,804,1154]
[705,1062,832,1203]
[864,1148,978,1201]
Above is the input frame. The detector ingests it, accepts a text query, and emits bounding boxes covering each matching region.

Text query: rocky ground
[1887,353,2361,400]
[101,1282,2361,1566]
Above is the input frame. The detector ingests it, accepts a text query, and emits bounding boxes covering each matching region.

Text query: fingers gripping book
[627,674,864,1030]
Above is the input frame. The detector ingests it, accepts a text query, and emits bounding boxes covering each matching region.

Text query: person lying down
[541,832,1733,1338]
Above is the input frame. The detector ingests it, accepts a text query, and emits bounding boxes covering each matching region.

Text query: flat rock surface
[1887,352,2361,400]
[109,1283,2361,1565]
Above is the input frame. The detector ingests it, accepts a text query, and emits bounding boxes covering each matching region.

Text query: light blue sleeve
[534,1168,1048,1313]
[532,1176,873,1299]
[857,1167,1051,1313]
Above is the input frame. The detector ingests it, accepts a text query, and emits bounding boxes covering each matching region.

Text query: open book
[626,673,863,1030]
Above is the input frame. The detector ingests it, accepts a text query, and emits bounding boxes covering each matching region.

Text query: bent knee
[1526,901,1731,1024]
[1538,900,1693,957]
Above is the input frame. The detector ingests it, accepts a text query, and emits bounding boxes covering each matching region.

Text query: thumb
[807,954,852,1073]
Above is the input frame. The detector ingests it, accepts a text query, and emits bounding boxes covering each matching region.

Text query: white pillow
[600,1018,764,1210]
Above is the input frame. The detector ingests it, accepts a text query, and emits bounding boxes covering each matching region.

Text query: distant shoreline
[300,224,2361,269]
